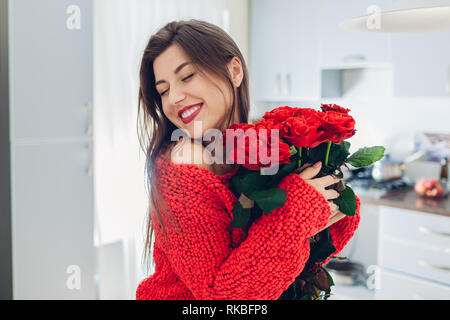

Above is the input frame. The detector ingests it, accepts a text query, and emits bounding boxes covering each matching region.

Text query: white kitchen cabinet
[376,268,450,300]
[9,0,93,140]
[318,0,391,68]
[12,141,95,299]
[1,0,96,299]
[377,206,450,299]
[392,33,450,97]
[250,0,321,101]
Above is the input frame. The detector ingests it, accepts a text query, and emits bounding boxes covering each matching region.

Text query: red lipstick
[178,103,203,124]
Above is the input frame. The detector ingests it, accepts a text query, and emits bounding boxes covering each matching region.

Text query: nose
[168,85,186,107]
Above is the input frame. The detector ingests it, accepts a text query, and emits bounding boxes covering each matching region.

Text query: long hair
[137,19,251,272]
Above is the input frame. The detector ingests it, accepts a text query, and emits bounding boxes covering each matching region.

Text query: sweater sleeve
[155,169,334,300]
[322,195,361,265]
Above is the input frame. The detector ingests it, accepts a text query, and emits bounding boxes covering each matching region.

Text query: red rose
[224,123,291,170]
[295,107,321,118]
[262,106,299,122]
[321,104,351,114]
[254,118,284,132]
[282,115,327,148]
[318,111,356,143]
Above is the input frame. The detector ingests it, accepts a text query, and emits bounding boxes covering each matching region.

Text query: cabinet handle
[285,73,292,96]
[417,260,450,272]
[275,73,282,96]
[85,101,93,136]
[86,141,93,177]
[418,226,450,238]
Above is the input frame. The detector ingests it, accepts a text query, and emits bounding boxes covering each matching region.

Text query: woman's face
[153,44,241,139]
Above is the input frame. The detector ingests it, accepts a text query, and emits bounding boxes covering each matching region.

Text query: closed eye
[160,74,194,96]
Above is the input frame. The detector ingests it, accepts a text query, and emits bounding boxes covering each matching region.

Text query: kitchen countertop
[357,187,450,218]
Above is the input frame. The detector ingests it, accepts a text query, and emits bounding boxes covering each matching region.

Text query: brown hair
[137,19,251,272]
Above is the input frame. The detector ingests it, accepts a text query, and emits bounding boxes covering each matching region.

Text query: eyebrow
[155,62,191,87]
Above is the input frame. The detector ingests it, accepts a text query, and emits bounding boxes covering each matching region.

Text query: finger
[298,161,322,180]
[324,189,340,200]
[294,163,312,174]
[316,174,341,187]
[328,203,340,218]
[328,200,338,211]
[328,212,346,226]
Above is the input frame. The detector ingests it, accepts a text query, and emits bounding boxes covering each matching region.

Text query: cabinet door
[250,0,285,99]
[319,0,391,66]
[284,1,321,98]
[9,0,92,140]
[12,140,95,299]
[376,268,450,300]
[250,0,321,100]
[392,33,450,96]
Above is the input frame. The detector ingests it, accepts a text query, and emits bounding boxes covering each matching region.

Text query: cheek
[162,104,178,123]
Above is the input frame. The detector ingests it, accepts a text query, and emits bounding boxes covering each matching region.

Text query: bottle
[439,156,448,190]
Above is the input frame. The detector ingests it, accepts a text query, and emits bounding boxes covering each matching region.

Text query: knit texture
[136,155,360,300]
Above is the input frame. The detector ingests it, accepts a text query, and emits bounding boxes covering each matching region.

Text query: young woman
[135,19,360,300]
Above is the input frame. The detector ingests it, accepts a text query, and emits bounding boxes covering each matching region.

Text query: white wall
[225,0,249,65]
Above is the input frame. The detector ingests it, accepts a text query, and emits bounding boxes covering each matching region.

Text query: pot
[325,260,366,286]
[371,150,425,182]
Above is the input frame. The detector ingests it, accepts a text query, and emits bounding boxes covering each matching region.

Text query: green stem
[324,141,332,167]
[297,147,302,168]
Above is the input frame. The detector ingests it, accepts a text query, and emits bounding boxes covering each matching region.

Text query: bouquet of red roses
[223,104,385,300]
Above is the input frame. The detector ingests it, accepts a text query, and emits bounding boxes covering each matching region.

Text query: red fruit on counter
[414,182,426,195]
[436,185,445,196]
[415,178,445,197]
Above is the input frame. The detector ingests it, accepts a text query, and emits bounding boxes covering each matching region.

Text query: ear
[227,57,243,88]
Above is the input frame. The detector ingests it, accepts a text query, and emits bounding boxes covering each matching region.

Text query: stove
[346,167,413,199]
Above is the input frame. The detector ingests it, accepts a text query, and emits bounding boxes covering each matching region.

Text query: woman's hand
[296,161,346,232]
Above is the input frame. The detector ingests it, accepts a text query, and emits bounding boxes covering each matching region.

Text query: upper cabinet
[392,33,450,97]
[250,0,321,101]
[319,0,391,67]
[9,0,93,140]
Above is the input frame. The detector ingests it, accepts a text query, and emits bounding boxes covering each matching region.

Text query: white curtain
[93,0,230,299]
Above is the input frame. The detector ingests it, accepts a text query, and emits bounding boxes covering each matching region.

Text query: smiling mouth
[179,103,203,124]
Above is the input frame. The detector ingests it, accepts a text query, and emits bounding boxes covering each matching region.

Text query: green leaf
[323,267,335,287]
[248,187,287,214]
[330,141,351,164]
[347,146,385,167]
[267,153,299,183]
[308,228,337,263]
[230,172,269,195]
[333,185,357,216]
[230,201,251,228]
[308,141,351,174]
[230,151,299,196]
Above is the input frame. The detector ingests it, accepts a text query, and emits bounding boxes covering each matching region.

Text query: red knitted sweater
[136,154,361,300]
